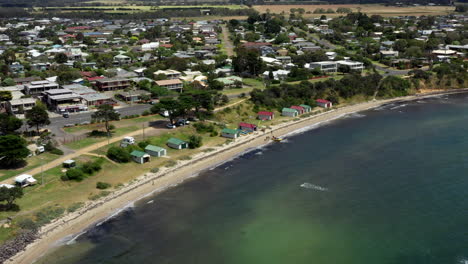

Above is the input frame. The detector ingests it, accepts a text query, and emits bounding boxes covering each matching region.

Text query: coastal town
[0,3,467,263]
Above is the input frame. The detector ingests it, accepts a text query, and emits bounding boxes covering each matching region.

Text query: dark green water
[38,94,468,264]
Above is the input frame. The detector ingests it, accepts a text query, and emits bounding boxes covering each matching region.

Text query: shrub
[142,110,150,116]
[66,168,85,181]
[67,202,84,213]
[17,218,38,231]
[138,140,150,149]
[150,168,159,173]
[35,206,65,226]
[188,135,203,149]
[179,155,192,161]
[165,160,177,167]
[210,131,218,137]
[60,175,69,181]
[96,182,111,189]
[107,146,131,163]
[50,148,64,155]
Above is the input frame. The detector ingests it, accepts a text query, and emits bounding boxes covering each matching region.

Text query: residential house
[154,70,181,79]
[131,150,150,164]
[42,89,87,113]
[144,145,167,157]
[380,50,399,58]
[155,79,183,92]
[24,80,59,96]
[117,90,151,102]
[257,111,274,120]
[221,128,240,139]
[7,98,36,115]
[337,60,364,71]
[94,78,131,91]
[167,138,188,149]
[113,54,132,66]
[307,61,337,73]
[282,107,298,117]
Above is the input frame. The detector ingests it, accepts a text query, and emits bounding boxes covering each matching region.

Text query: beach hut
[257,111,274,120]
[130,150,150,164]
[221,128,240,139]
[316,99,333,108]
[15,174,37,187]
[300,104,312,113]
[167,138,188,150]
[145,145,167,157]
[63,159,76,168]
[239,122,257,132]
[282,108,299,117]
[290,106,305,115]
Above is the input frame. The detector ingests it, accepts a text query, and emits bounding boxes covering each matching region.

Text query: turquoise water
[38,94,468,264]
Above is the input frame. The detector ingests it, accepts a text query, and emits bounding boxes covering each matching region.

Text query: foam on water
[300,182,328,191]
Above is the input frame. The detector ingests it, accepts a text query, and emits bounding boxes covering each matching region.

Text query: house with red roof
[239,122,257,132]
[316,99,333,108]
[290,105,305,114]
[257,111,274,121]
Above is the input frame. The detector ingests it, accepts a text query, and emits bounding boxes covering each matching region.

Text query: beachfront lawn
[64,126,139,150]
[63,115,162,134]
[0,152,63,182]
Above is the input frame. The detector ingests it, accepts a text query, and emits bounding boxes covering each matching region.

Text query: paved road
[374,64,411,76]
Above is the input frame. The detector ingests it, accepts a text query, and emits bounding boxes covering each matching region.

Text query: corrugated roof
[222,128,238,134]
[145,145,165,152]
[282,108,298,113]
[167,138,186,145]
[131,150,147,157]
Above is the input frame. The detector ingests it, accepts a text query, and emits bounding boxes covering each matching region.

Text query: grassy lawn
[222,87,254,96]
[0,153,62,182]
[63,115,162,134]
[64,126,139,150]
[243,78,265,90]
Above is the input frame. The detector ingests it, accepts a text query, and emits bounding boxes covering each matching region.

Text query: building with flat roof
[94,78,131,91]
[24,80,60,96]
[155,79,183,92]
[7,98,36,115]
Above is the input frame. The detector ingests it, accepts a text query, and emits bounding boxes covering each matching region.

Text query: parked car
[176,119,190,127]
[166,123,176,129]
[62,112,69,118]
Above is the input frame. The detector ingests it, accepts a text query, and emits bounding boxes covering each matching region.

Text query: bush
[107,146,131,163]
[150,168,159,173]
[60,175,69,181]
[67,202,84,213]
[96,182,111,189]
[165,160,177,167]
[188,135,203,149]
[210,131,218,137]
[142,110,150,116]
[35,206,65,226]
[138,140,150,149]
[66,168,85,181]
[50,148,64,155]
[17,218,38,231]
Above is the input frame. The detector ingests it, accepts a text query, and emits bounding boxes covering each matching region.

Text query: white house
[307,61,338,73]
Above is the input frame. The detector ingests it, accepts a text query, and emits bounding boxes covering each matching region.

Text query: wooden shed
[282,108,299,117]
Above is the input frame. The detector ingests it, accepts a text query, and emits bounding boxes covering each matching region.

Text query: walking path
[221,25,234,57]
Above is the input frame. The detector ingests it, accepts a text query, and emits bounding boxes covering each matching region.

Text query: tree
[232,47,264,76]
[107,146,131,163]
[75,32,84,42]
[274,33,290,44]
[91,104,120,137]
[25,104,50,135]
[54,53,68,64]
[188,135,202,149]
[0,113,22,134]
[2,78,15,87]
[0,186,23,211]
[0,90,12,101]
[0,135,29,168]
[151,98,184,124]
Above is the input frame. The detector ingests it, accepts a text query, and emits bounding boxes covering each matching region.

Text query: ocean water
[37,94,468,264]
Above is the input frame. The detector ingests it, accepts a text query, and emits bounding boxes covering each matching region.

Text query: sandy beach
[6,90,467,264]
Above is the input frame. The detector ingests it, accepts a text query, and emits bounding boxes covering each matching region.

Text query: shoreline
[6,89,468,264]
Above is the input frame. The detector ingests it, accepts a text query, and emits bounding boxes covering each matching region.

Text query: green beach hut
[145,145,167,157]
[300,104,312,113]
[131,150,150,164]
[282,107,299,117]
[167,138,188,150]
[221,128,240,139]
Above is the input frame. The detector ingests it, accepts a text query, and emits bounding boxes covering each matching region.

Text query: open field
[253,4,454,17]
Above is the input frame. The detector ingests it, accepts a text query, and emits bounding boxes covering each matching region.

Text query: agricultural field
[253,4,454,17]
[36,4,248,13]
